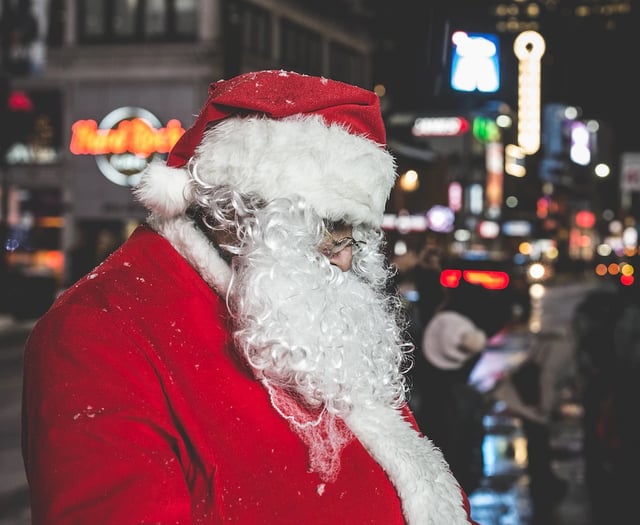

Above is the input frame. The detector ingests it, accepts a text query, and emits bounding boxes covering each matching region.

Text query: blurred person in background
[392,240,445,410]
[21,70,479,525]
[572,285,624,524]
[492,327,574,524]
[415,280,512,495]
[606,280,640,523]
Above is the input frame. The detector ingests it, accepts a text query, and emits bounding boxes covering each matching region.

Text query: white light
[597,244,612,256]
[564,106,579,120]
[469,183,484,215]
[426,205,455,233]
[528,262,546,280]
[478,220,501,238]
[570,121,590,166]
[595,163,610,178]
[623,226,638,247]
[529,282,546,299]
[394,240,408,256]
[609,220,622,234]
[496,114,512,128]
[454,229,471,242]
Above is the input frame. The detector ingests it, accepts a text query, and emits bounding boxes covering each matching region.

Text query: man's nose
[329,245,353,272]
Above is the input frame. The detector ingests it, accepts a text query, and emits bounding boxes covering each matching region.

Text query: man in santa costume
[22,70,478,524]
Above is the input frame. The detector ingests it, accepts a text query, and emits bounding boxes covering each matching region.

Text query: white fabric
[346,404,469,524]
[135,115,397,228]
[422,311,487,370]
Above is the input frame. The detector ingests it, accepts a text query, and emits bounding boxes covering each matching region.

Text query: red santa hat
[136,69,397,227]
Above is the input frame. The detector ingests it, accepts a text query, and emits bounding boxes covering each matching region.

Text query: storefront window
[77,0,196,43]
[175,0,196,36]
[147,0,166,37]
[113,0,137,38]
[83,0,107,38]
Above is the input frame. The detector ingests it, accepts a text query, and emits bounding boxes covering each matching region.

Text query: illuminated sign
[502,220,532,236]
[70,107,185,187]
[472,117,500,143]
[514,31,545,155]
[448,181,462,212]
[570,121,591,166]
[412,116,470,137]
[450,31,500,93]
[485,142,504,218]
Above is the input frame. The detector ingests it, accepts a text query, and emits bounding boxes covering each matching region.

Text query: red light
[620,274,634,286]
[8,90,34,112]
[463,270,510,290]
[440,269,462,288]
[440,269,510,290]
[575,210,596,229]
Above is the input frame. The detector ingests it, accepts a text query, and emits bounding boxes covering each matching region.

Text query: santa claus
[22,70,478,524]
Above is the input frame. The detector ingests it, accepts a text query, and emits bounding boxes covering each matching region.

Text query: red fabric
[22,226,409,524]
[167,70,386,168]
[22,225,478,524]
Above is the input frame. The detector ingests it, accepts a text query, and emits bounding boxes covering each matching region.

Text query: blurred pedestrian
[22,70,478,524]
[416,280,512,495]
[571,285,623,524]
[607,280,640,523]
[393,240,445,408]
[494,327,573,524]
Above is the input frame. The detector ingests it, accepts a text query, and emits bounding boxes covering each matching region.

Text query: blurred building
[0,0,378,308]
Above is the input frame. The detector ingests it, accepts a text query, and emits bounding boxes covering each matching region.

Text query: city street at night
[2,1,640,524]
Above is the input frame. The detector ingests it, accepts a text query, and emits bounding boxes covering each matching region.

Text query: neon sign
[450,31,500,93]
[514,31,545,155]
[412,116,470,137]
[70,107,185,187]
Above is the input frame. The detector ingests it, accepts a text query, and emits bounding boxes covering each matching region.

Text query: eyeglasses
[319,235,365,257]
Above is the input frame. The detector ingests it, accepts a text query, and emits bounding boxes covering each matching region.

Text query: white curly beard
[151,195,470,523]
[225,199,409,481]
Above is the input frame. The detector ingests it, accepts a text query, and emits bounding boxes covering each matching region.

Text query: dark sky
[372,1,640,158]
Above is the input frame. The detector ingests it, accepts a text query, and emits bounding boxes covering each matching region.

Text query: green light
[472,117,501,143]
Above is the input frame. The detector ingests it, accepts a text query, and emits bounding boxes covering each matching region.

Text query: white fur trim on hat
[136,114,396,228]
[345,404,470,524]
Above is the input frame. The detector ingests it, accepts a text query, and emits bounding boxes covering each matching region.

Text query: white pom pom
[134,160,191,217]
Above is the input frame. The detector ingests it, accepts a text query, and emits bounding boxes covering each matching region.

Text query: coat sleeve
[22,303,193,525]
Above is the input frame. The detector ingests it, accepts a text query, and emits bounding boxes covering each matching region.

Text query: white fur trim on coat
[345,404,470,524]
[135,115,397,228]
[146,214,232,296]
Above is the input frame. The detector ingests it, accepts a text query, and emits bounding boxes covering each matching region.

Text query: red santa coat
[22,225,476,524]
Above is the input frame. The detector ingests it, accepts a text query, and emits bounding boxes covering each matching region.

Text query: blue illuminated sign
[450,31,500,93]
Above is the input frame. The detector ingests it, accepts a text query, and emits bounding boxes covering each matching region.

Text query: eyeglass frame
[319,234,365,257]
